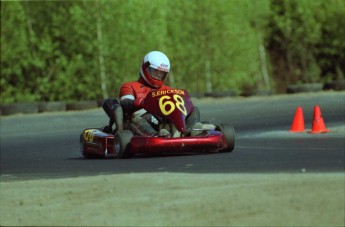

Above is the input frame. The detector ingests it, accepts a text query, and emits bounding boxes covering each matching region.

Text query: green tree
[1,1,35,103]
[263,0,335,92]
[3,0,343,105]
[313,0,345,81]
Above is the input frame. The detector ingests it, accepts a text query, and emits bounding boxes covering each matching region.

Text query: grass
[1,173,344,226]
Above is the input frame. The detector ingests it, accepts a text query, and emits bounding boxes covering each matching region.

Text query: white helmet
[140,51,170,88]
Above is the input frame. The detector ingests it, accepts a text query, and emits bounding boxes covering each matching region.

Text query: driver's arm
[119,83,145,113]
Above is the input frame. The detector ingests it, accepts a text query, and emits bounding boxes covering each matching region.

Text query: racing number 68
[159,94,187,116]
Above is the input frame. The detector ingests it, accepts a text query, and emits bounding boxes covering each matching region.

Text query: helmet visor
[148,67,168,81]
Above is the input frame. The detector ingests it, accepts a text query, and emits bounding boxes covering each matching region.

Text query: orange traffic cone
[289,107,305,133]
[309,105,330,134]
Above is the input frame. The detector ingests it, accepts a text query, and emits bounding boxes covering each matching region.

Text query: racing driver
[118,50,201,137]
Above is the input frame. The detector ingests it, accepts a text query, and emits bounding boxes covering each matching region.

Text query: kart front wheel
[115,130,133,159]
[216,124,235,152]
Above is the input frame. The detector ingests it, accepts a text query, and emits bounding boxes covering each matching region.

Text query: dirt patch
[0,173,344,226]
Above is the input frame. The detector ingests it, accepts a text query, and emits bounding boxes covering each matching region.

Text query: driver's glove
[150,116,159,125]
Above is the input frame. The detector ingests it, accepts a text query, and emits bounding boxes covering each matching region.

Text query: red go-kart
[79,89,235,158]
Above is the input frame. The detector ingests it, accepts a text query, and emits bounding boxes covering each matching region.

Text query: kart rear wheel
[115,130,133,159]
[216,124,235,152]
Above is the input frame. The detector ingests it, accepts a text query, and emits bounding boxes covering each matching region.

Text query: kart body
[80,89,235,158]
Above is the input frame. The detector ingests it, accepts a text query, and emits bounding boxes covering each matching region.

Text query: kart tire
[115,130,133,159]
[215,124,235,152]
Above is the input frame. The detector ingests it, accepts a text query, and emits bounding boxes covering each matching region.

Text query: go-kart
[79,89,235,159]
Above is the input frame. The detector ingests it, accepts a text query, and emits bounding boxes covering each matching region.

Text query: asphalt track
[1,92,344,180]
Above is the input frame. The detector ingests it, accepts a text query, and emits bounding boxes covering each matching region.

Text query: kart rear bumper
[81,129,228,158]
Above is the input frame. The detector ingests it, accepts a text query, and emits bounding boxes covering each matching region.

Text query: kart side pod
[80,124,235,159]
[80,128,116,158]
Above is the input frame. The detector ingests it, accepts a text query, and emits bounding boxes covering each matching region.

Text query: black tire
[67,101,98,111]
[215,124,235,152]
[324,80,345,91]
[1,103,38,116]
[38,101,66,113]
[115,130,133,159]
[286,83,323,94]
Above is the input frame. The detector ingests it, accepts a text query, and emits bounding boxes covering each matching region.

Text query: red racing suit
[119,77,199,136]
[119,77,171,114]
